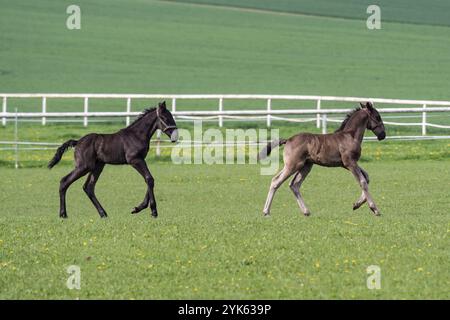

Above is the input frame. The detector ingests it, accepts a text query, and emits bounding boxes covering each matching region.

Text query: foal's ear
[366,101,374,110]
[360,101,374,110]
[158,101,167,109]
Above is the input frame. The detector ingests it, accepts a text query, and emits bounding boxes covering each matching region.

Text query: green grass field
[0,161,449,299]
[170,0,450,26]
[1,0,450,99]
[0,0,449,299]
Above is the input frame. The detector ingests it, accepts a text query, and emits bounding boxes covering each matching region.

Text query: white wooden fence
[2,93,450,136]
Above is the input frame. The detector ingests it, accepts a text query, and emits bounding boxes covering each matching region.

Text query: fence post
[218,98,223,127]
[316,99,321,128]
[156,129,161,157]
[422,104,427,136]
[42,97,47,125]
[2,96,6,126]
[83,97,89,127]
[126,98,131,126]
[172,97,176,114]
[322,113,327,134]
[267,98,271,127]
[14,108,18,169]
[171,98,177,124]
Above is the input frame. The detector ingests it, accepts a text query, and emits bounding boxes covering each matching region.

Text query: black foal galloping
[48,101,178,219]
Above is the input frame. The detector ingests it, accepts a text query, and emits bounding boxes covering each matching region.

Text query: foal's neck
[343,110,368,143]
[127,112,158,142]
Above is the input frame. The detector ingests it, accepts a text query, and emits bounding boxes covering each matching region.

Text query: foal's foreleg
[83,163,107,218]
[131,193,149,214]
[353,191,366,211]
[353,168,369,211]
[289,163,313,216]
[263,165,295,216]
[131,159,157,217]
[349,165,380,216]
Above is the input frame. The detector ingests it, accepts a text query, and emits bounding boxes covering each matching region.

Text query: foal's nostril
[378,132,386,140]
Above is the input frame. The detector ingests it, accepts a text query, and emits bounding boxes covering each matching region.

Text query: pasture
[0,0,449,299]
[0,160,449,299]
[1,0,450,99]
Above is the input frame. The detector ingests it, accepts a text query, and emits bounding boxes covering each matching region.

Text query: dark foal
[259,102,386,217]
[48,101,178,219]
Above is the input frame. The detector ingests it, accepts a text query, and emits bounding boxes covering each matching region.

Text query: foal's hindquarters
[263,137,313,216]
[58,135,108,219]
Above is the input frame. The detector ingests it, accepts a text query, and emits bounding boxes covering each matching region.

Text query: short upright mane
[334,107,361,132]
[128,107,156,127]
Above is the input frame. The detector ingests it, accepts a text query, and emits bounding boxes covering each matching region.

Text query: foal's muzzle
[169,129,179,143]
[377,131,386,141]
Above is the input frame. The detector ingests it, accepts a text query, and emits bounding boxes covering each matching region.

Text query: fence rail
[1,93,450,136]
[2,93,450,168]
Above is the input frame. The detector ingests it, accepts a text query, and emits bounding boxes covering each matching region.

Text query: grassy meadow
[0,0,450,99]
[0,0,449,299]
[0,161,449,299]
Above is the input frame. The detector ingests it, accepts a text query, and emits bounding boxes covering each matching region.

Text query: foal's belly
[311,158,343,167]
[96,135,127,164]
[309,154,343,167]
[307,143,343,167]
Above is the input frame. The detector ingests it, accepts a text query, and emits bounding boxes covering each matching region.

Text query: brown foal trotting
[259,102,386,217]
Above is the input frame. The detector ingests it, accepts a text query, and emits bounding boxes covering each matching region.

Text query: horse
[48,101,178,219]
[258,101,386,217]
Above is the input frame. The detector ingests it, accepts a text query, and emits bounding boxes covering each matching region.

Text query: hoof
[151,212,158,218]
[131,207,140,214]
[353,203,363,211]
[263,213,270,217]
[370,206,381,216]
[100,213,108,218]
[60,215,68,219]
[304,212,311,217]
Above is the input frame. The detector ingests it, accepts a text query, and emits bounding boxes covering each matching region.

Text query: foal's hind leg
[83,162,107,218]
[353,168,369,211]
[59,167,89,218]
[289,163,313,216]
[263,165,296,216]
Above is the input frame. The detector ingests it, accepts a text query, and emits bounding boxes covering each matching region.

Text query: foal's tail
[258,139,287,161]
[48,139,78,169]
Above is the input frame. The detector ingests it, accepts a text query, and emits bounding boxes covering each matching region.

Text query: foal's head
[360,102,386,140]
[156,101,178,142]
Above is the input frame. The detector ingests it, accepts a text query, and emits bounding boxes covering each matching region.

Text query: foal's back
[285,132,355,167]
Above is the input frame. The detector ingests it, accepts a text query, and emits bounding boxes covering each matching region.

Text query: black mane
[129,107,156,126]
[334,107,361,132]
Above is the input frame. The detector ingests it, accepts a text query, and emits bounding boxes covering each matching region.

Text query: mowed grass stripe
[0,1,450,99]
[165,0,450,27]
